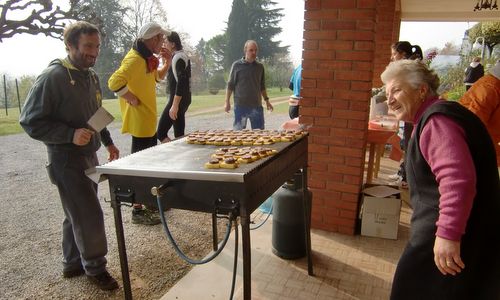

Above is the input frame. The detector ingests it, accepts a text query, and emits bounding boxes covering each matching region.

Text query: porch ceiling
[401,0,500,21]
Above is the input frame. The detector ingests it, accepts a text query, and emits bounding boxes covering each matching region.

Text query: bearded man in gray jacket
[20,21,120,291]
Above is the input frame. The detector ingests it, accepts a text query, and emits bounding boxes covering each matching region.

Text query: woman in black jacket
[157,31,191,143]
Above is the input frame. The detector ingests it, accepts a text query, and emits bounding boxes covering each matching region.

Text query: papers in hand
[87,106,114,132]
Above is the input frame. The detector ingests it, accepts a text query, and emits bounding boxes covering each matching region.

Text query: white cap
[138,22,168,40]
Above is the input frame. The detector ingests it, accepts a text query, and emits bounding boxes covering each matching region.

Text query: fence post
[15,78,21,113]
[3,74,7,116]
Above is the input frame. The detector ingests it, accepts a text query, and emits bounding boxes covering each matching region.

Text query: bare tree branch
[0,0,80,42]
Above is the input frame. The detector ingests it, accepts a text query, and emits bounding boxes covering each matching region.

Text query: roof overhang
[401,0,500,21]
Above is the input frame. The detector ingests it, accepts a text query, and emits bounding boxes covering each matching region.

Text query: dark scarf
[133,39,159,73]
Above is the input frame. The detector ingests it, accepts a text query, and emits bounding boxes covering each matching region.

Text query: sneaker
[132,208,161,225]
[87,270,119,291]
[63,266,85,278]
[388,173,401,180]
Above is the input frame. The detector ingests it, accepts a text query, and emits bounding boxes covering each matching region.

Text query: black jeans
[131,134,157,154]
[157,99,191,141]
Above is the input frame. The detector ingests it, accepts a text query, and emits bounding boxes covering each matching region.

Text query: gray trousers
[46,150,107,276]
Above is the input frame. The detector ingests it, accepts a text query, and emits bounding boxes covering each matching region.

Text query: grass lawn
[0,87,291,136]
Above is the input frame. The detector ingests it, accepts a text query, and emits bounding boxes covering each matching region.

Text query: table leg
[374,144,384,178]
[366,143,376,183]
[212,212,218,251]
[302,167,314,275]
[111,198,132,300]
[240,215,251,300]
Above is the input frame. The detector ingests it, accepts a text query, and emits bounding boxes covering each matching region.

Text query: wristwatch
[264,96,269,101]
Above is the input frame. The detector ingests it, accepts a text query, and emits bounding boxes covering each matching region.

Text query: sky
[0,0,476,77]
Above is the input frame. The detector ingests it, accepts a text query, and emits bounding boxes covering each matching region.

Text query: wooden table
[366,120,400,183]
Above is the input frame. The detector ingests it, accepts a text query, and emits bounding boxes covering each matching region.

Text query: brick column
[372,0,400,87]
[301,0,398,234]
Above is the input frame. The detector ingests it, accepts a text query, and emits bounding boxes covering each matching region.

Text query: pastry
[220,157,238,169]
[237,154,253,164]
[204,159,220,169]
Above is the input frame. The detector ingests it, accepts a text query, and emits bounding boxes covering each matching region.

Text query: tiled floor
[161,154,410,300]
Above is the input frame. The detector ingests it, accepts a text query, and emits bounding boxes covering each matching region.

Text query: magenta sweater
[412,97,476,241]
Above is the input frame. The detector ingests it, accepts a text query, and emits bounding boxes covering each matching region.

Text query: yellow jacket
[109,49,159,137]
[459,74,500,165]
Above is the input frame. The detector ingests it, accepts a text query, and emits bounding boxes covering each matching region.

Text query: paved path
[0,109,290,299]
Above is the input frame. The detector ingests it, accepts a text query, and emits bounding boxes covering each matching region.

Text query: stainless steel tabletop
[96,136,304,183]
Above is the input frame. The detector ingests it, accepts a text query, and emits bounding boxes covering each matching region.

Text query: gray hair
[244,40,258,51]
[381,60,440,96]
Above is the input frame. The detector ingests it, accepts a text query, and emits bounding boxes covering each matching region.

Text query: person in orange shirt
[459,60,500,166]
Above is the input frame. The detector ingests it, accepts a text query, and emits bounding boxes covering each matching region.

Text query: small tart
[220,157,238,169]
[267,149,278,155]
[237,154,253,164]
[204,159,220,169]
[242,138,254,146]
[271,135,282,142]
[194,138,207,145]
[263,138,274,145]
[231,139,242,146]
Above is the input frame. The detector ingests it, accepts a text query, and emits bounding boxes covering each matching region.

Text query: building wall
[302,0,400,234]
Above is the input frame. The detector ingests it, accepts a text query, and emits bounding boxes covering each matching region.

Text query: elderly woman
[382,60,500,299]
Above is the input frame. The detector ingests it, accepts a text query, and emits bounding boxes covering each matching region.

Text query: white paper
[363,185,400,198]
[85,167,107,184]
[87,106,114,132]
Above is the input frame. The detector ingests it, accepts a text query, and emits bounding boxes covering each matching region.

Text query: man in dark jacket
[464,56,484,91]
[19,21,120,291]
[224,40,273,130]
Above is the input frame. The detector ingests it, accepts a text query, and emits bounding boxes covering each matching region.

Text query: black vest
[407,100,500,245]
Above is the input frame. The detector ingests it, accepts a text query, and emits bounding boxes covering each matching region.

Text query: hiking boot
[63,266,85,278]
[132,208,161,225]
[87,270,119,291]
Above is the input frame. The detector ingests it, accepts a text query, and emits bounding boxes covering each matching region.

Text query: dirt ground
[0,111,289,300]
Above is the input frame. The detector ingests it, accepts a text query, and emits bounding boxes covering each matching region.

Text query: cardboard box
[361,195,401,240]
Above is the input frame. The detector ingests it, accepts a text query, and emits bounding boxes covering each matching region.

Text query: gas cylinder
[272,171,309,259]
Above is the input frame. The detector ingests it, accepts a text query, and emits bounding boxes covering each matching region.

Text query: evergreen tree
[223,0,287,68]
[245,0,287,60]
[206,34,227,75]
[225,0,249,68]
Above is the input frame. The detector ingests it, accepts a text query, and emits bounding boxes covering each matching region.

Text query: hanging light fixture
[474,0,498,11]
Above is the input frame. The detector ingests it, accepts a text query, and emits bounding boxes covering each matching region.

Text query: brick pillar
[301,0,398,234]
[372,0,400,87]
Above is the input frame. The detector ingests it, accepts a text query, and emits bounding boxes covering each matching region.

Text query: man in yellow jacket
[108,22,170,225]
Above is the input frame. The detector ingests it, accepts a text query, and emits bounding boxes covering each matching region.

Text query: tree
[223,0,287,68]
[225,0,249,68]
[245,0,287,60]
[122,0,168,36]
[190,39,209,93]
[73,0,133,99]
[208,72,226,94]
[439,42,459,55]
[205,34,227,76]
[0,0,84,41]
[1,74,36,108]
[468,21,500,57]
[262,54,293,91]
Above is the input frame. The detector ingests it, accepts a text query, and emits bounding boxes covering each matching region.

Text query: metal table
[97,135,313,299]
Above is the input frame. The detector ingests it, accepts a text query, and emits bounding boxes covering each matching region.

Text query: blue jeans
[233,106,264,130]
